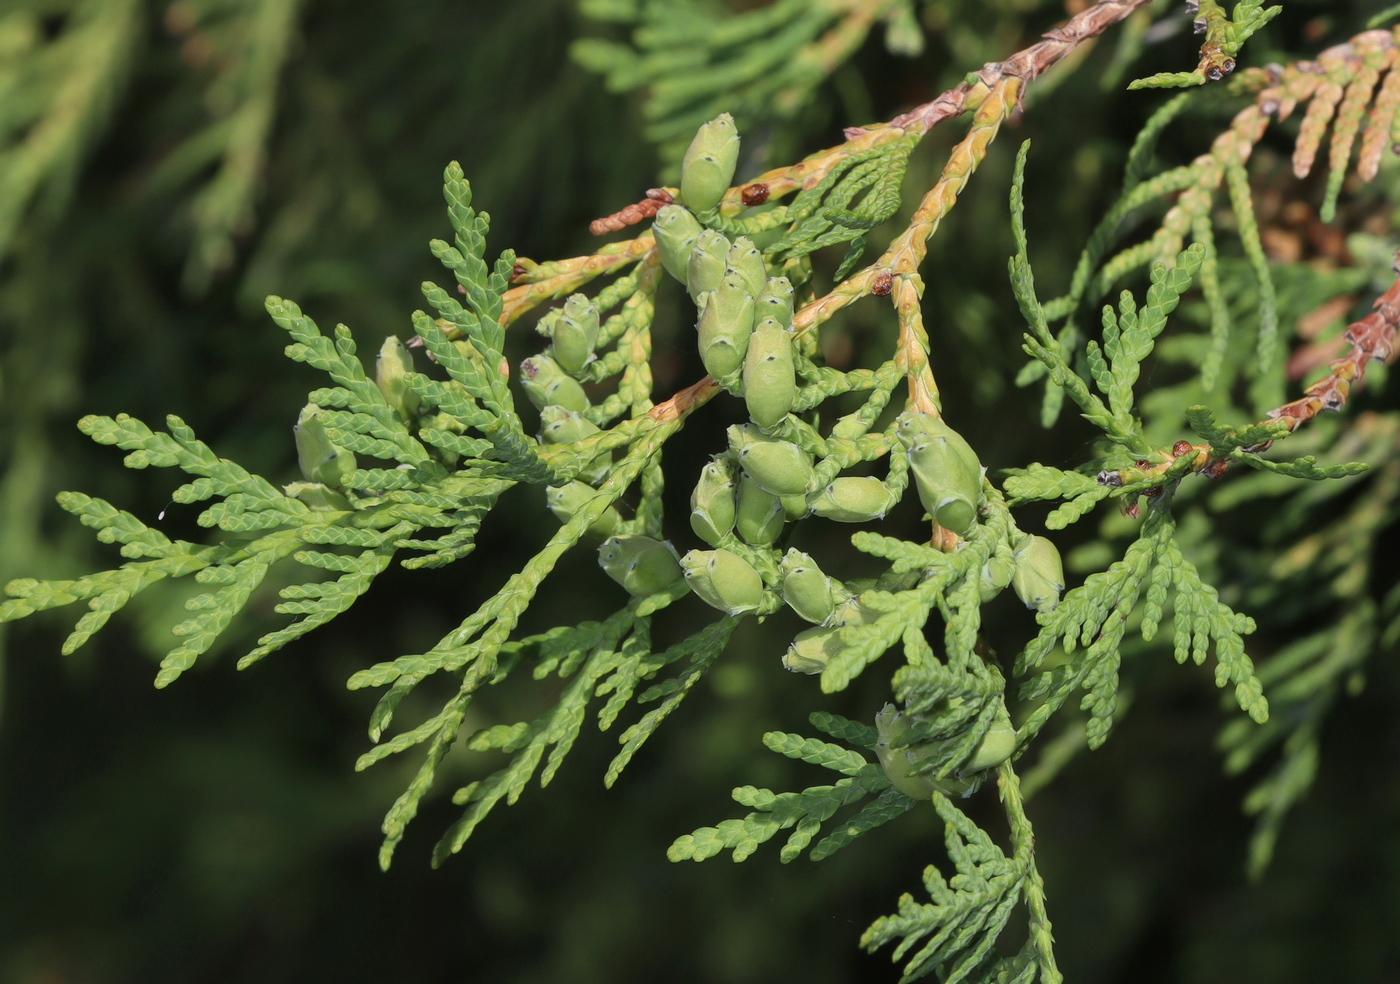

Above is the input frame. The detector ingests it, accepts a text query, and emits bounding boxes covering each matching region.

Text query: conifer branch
[7,3,1398,975]
[889,0,1155,133]
[861,771,1056,984]
[160,0,303,291]
[1027,24,1400,424]
[574,0,923,161]
[1096,270,1398,487]
[1129,0,1282,90]
[999,764,1060,984]
[0,0,141,262]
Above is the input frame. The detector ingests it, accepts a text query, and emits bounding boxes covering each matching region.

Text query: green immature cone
[680,548,764,616]
[537,405,600,444]
[284,481,353,512]
[779,548,839,625]
[697,273,755,378]
[829,412,869,442]
[808,476,897,523]
[1011,534,1065,613]
[375,336,420,421]
[679,112,739,213]
[754,276,794,328]
[539,405,608,482]
[896,411,982,535]
[425,411,467,468]
[547,481,622,539]
[978,551,1015,604]
[548,293,600,373]
[727,424,815,497]
[726,236,767,297]
[780,493,810,520]
[743,316,796,430]
[783,624,843,674]
[599,535,685,598]
[520,353,589,413]
[873,704,975,800]
[295,404,356,489]
[734,471,785,546]
[687,229,731,302]
[653,204,704,285]
[829,594,878,628]
[689,457,736,546]
[963,700,1016,774]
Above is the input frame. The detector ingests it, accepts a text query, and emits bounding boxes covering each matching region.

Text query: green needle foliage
[4,1,1400,980]
[1129,0,1283,90]
[860,787,1046,984]
[668,713,906,864]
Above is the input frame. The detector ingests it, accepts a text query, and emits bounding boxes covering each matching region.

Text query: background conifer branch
[157,0,303,292]
[0,0,141,262]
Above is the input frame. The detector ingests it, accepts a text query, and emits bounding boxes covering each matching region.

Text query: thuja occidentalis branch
[734,0,1151,216]
[576,0,1153,300]
[503,0,1154,413]
[662,0,1143,212]
[790,0,1152,335]
[501,237,654,326]
[535,374,721,475]
[888,0,1153,134]
[1099,268,1400,489]
[999,763,1063,984]
[891,272,937,415]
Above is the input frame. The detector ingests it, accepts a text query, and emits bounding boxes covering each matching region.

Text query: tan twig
[790,0,1152,336]
[1267,271,1400,432]
[501,237,655,325]
[1108,269,1400,485]
[589,188,675,236]
[647,375,722,423]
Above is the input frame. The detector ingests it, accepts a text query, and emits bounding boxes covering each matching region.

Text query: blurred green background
[2,1,1398,981]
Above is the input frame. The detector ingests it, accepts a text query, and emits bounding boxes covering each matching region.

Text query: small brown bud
[1172,440,1193,457]
[871,272,893,296]
[741,183,769,206]
[1203,459,1229,479]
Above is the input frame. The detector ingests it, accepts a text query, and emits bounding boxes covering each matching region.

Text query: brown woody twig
[589,188,675,236]
[1108,268,1400,487]
[888,0,1153,133]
